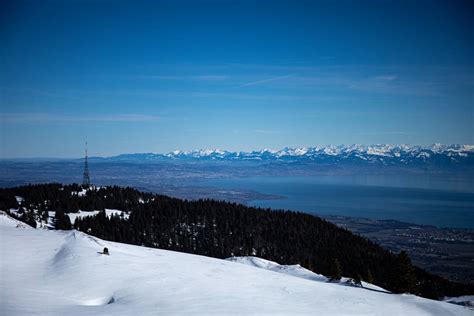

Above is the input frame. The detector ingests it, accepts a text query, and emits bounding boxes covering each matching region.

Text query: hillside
[0,213,471,315]
[2,183,473,301]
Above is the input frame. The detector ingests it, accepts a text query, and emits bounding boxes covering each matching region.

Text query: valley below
[322,216,474,285]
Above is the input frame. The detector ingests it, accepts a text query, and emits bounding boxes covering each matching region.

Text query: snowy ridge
[443,296,474,308]
[226,256,387,292]
[226,256,328,283]
[1,212,471,315]
[0,211,32,229]
[106,144,474,164]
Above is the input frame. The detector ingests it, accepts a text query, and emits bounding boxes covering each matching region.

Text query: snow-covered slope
[226,256,388,292]
[443,296,474,308]
[226,256,328,283]
[0,214,471,315]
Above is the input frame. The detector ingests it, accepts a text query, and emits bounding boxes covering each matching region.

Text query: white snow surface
[71,188,88,197]
[105,208,129,219]
[226,256,328,282]
[443,295,474,307]
[226,256,388,293]
[66,210,100,223]
[0,214,471,315]
[61,208,130,224]
[0,211,31,229]
[14,196,24,204]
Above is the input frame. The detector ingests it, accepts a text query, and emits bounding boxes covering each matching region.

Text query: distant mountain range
[94,144,474,166]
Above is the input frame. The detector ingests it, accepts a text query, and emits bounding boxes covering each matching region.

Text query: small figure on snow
[103,247,109,255]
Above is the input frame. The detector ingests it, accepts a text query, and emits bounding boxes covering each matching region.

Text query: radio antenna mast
[82,142,91,186]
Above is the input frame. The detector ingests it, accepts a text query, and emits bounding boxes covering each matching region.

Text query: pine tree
[20,210,37,228]
[352,272,362,287]
[42,209,49,223]
[366,269,374,284]
[393,251,417,294]
[329,258,342,281]
[55,210,72,230]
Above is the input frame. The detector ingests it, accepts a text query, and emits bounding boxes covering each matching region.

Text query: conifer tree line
[1,183,472,299]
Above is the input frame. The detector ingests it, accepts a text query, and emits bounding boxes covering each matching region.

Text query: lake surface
[201,175,474,229]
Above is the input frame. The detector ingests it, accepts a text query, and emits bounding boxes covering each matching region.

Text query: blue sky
[1,0,473,158]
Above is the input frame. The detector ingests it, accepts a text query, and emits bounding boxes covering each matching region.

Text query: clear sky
[1,0,473,158]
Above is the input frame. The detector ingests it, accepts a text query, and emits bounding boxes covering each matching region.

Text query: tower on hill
[82,142,91,186]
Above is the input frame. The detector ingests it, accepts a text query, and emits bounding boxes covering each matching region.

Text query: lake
[201,175,474,229]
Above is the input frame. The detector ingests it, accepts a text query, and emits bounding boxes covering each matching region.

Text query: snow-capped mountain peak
[104,144,474,166]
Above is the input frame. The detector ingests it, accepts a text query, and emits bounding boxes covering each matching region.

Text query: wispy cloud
[240,74,296,87]
[373,75,398,82]
[6,64,468,102]
[1,113,161,123]
[195,75,230,81]
[136,75,230,81]
[253,129,282,135]
[358,131,414,136]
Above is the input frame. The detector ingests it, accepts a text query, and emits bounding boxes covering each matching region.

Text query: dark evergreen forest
[1,183,473,300]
